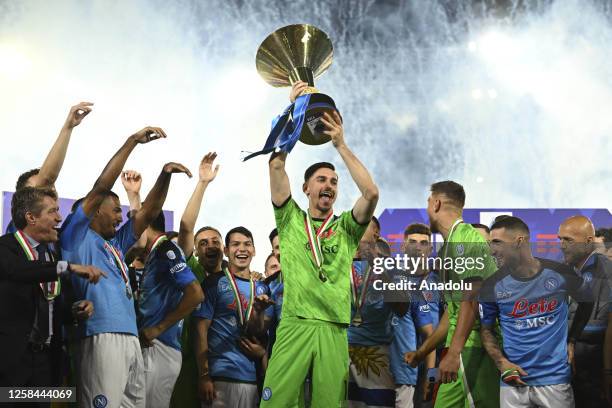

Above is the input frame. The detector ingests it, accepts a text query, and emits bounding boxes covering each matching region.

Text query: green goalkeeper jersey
[274,197,368,324]
[440,220,497,348]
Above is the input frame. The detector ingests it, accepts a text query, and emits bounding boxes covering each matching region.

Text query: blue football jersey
[138,238,197,351]
[60,204,138,337]
[389,274,434,386]
[479,258,588,386]
[193,272,273,382]
[348,259,393,346]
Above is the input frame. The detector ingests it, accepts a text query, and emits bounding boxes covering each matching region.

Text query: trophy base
[299,92,339,146]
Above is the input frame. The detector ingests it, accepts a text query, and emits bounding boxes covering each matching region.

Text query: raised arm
[131,162,192,237]
[320,111,379,224]
[269,151,291,207]
[82,126,166,217]
[178,153,219,258]
[32,102,93,188]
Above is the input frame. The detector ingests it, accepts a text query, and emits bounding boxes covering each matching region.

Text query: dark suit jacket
[0,233,73,386]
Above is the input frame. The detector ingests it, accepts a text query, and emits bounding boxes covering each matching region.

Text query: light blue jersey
[60,204,138,337]
[193,272,273,382]
[480,258,588,386]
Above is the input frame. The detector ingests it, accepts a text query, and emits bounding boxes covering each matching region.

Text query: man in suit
[0,186,104,395]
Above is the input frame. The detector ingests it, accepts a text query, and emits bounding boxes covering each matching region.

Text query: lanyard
[304,210,335,281]
[15,231,61,300]
[350,261,372,314]
[441,218,463,285]
[223,266,255,328]
[149,234,168,255]
[104,242,130,288]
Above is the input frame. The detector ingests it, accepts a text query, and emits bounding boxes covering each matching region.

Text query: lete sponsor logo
[510,297,558,318]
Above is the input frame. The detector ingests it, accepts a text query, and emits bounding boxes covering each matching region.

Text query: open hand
[320,111,345,148]
[199,152,220,183]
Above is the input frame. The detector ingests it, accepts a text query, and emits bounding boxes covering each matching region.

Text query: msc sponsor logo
[515,315,555,330]
[305,242,339,254]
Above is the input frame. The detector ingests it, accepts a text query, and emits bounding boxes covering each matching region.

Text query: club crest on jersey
[256,286,266,296]
[166,250,176,260]
[93,395,108,408]
[262,387,273,401]
[544,278,559,291]
[582,272,593,284]
[456,244,465,256]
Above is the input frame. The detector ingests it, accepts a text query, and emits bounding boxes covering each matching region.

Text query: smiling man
[60,126,192,408]
[260,82,379,407]
[193,227,273,408]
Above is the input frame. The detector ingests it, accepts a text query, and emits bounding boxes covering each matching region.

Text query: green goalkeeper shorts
[261,316,349,408]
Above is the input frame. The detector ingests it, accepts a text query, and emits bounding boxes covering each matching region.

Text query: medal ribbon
[223,266,255,328]
[150,234,168,254]
[350,261,372,314]
[304,210,335,271]
[104,242,130,289]
[15,231,61,300]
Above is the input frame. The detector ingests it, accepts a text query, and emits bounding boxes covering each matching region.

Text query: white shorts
[395,384,415,408]
[201,380,259,408]
[76,333,145,408]
[142,339,182,408]
[500,383,574,408]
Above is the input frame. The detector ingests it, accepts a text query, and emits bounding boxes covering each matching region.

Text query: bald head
[558,215,596,267]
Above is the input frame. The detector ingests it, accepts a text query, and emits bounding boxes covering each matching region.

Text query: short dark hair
[595,227,612,242]
[225,226,254,247]
[194,226,222,242]
[71,197,85,213]
[11,187,58,229]
[430,181,465,208]
[165,230,178,241]
[150,210,166,233]
[269,228,278,244]
[15,168,41,191]
[404,223,431,238]
[490,216,530,235]
[371,216,380,230]
[471,223,490,233]
[304,162,335,183]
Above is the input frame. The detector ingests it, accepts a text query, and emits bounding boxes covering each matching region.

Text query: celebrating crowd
[1,83,611,408]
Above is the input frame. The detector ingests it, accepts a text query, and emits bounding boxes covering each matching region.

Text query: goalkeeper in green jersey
[405,181,500,408]
[260,81,379,408]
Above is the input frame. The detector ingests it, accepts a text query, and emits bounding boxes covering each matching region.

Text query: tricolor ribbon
[104,242,131,290]
[350,261,372,322]
[150,234,168,255]
[304,210,335,281]
[223,266,255,328]
[14,230,61,300]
